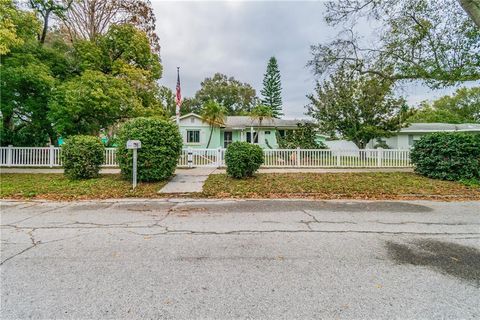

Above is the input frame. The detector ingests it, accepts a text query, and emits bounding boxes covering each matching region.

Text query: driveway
[1,199,479,319]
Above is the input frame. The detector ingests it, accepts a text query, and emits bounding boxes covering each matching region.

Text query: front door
[224,131,233,148]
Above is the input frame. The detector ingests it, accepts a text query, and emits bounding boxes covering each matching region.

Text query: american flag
[175,67,182,109]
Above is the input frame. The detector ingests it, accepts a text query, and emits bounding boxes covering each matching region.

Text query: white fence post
[7,145,13,167]
[187,147,193,168]
[336,152,340,167]
[296,147,301,167]
[49,145,55,168]
[217,147,224,168]
[377,148,383,167]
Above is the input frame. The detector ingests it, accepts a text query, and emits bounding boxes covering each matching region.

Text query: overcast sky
[152,1,467,119]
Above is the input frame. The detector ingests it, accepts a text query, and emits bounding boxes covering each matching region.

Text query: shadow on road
[386,239,480,287]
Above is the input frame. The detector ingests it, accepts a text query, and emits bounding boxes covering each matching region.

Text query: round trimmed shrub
[410,132,480,181]
[61,135,105,180]
[225,141,264,179]
[117,117,182,181]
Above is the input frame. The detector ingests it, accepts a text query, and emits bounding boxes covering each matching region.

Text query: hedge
[225,141,264,179]
[61,135,105,180]
[116,117,182,182]
[410,132,480,181]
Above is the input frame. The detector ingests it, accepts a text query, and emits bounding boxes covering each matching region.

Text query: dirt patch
[386,239,480,287]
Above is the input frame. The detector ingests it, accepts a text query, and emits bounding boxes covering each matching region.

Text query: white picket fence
[0,146,412,168]
[0,146,118,168]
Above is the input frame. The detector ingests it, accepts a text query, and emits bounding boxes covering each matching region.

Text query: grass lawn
[1,172,479,201]
[202,172,480,200]
[0,174,168,200]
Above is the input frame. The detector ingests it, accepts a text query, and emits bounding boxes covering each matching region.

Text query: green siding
[180,126,222,149]
[180,123,299,149]
[220,128,280,149]
[262,130,278,149]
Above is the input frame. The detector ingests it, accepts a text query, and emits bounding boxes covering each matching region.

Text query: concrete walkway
[158,167,217,194]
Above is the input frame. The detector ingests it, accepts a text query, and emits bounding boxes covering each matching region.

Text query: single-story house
[177,113,325,149]
[366,123,480,149]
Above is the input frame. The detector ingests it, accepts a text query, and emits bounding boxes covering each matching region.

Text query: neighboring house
[367,123,480,149]
[177,113,322,149]
[323,140,359,156]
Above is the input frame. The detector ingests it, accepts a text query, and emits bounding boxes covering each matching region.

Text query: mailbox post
[126,140,141,189]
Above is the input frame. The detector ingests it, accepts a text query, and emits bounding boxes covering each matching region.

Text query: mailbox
[126,140,141,149]
[126,140,141,189]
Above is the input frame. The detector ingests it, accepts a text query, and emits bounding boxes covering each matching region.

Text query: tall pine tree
[261,57,283,117]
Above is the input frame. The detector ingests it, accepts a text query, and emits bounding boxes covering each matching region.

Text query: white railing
[263,148,411,168]
[0,146,117,168]
[178,148,225,168]
[0,146,412,168]
[104,148,117,167]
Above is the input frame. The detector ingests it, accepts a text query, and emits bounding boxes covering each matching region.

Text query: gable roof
[224,116,307,129]
[399,123,480,133]
[177,113,204,121]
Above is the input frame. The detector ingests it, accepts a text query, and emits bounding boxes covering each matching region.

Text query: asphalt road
[1,199,479,319]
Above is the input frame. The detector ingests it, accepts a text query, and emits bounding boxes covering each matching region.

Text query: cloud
[152,1,471,118]
[153,1,329,118]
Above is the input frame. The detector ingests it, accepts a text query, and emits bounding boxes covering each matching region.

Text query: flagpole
[175,67,181,125]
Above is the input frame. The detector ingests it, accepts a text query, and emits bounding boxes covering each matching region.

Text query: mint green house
[177,113,309,149]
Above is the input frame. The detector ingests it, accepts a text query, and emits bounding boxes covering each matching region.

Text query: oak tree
[309,0,480,88]
[307,68,412,149]
[195,73,257,115]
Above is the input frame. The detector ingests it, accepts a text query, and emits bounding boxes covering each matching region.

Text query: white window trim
[186,130,201,144]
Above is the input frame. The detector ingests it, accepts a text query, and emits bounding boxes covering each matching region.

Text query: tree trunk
[206,125,213,148]
[355,140,368,161]
[47,128,58,147]
[353,140,366,149]
[39,10,51,44]
[1,114,14,145]
[458,0,480,28]
[253,118,263,143]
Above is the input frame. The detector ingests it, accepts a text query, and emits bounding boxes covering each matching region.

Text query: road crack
[0,228,39,266]
[8,204,71,225]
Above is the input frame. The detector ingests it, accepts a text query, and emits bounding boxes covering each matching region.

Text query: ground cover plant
[2,172,479,201]
[0,174,167,200]
[202,172,480,200]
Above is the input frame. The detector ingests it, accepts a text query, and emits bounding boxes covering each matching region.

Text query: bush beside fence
[0,146,412,168]
[411,132,480,181]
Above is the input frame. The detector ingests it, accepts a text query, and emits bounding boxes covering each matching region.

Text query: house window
[187,130,200,143]
[246,132,258,143]
[265,131,271,135]
[408,135,420,146]
[224,131,233,148]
